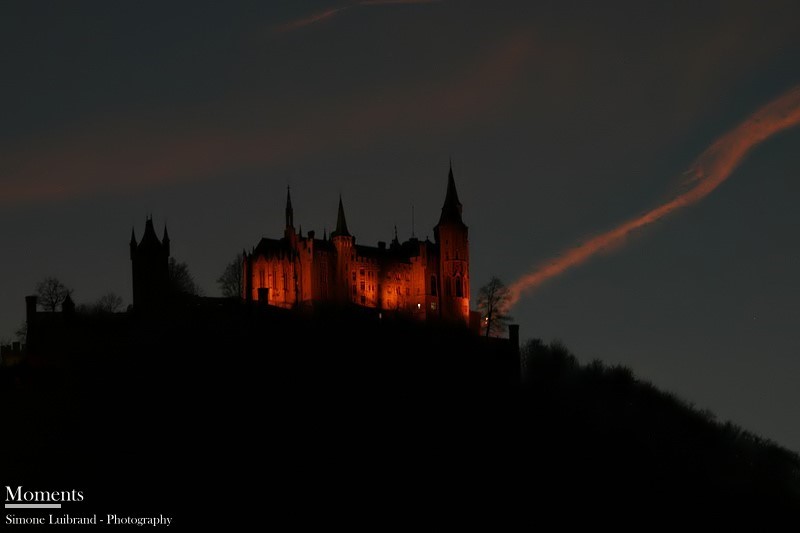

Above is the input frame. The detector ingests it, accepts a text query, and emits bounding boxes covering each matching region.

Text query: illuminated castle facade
[242,165,470,324]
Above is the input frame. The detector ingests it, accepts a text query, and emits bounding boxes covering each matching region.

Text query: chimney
[508,324,520,353]
[25,295,37,352]
[508,324,521,383]
[26,295,37,323]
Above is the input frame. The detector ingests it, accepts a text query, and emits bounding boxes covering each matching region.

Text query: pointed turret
[139,217,162,251]
[129,228,137,259]
[285,186,294,230]
[332,195,350,237]
[433,160,469,325]
[130,217,170,314]
[437,160,464,226]
[162,225,170,256]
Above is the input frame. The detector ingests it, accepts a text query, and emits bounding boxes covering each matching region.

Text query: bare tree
[476,276,513,338]
[168,257,200,296]
[217,255,243,298]
[36,277,72,312]
[95,292,124,313]
[15,321,27,343]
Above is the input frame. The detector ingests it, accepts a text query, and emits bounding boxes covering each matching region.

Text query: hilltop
[2,307,798,527]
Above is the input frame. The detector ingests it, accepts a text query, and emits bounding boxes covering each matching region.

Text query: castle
[127,163,473,326]
[242,164,471,324]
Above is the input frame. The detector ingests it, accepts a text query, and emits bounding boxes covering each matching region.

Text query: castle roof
[253,237,294,258]
[137,218,165,253]
[437,162,465,227]
[313,238,335,253]
[332,195,351,238]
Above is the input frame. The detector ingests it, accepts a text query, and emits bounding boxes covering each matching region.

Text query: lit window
[431,302,437,310]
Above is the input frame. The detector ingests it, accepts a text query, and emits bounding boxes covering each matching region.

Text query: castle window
[352,271,356,282]
[360,269,365,277]
[455,275,463,297]
[360,295,366,305]
[431,276,437,295]
[406,288,410,296]
[283,273,288,291]
[431,302,437,311]
[353,285,356,294]
[259,270,265,288]
[360,281,365,291]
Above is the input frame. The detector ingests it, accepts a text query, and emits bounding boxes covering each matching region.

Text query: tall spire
[130,227,137,246]
[332,195,350,237]
[162,224,170,256]
[285,186,294,230]
[438,159,464,226]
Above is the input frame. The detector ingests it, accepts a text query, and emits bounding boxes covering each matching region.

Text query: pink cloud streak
[509,85,800,307]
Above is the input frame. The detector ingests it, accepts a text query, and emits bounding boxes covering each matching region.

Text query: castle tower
[434,162,470,324]
[284,186,295,240]
[331,195,354,304]
[130,217,170,313]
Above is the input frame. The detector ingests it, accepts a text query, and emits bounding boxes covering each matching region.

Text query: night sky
[2,1,799,451]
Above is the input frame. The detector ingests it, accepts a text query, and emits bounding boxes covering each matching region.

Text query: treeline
[517,339,800,512]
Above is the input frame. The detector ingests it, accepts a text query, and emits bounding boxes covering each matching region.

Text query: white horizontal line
[5,503,62,508]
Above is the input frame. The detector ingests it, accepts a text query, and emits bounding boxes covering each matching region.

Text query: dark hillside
[2,307,798,527]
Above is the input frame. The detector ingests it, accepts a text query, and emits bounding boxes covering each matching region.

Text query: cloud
[0,33,533,207]
[273,7,351,33]
[273,0,443,33]
[508,84,800,307]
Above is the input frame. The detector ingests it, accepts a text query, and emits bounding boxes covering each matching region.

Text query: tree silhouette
[476,276,512,337]
[217,255,243,298]
[14,321,27,343]
[36,276,72,312]
[168,258,200,295]
[95,292,124,313]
